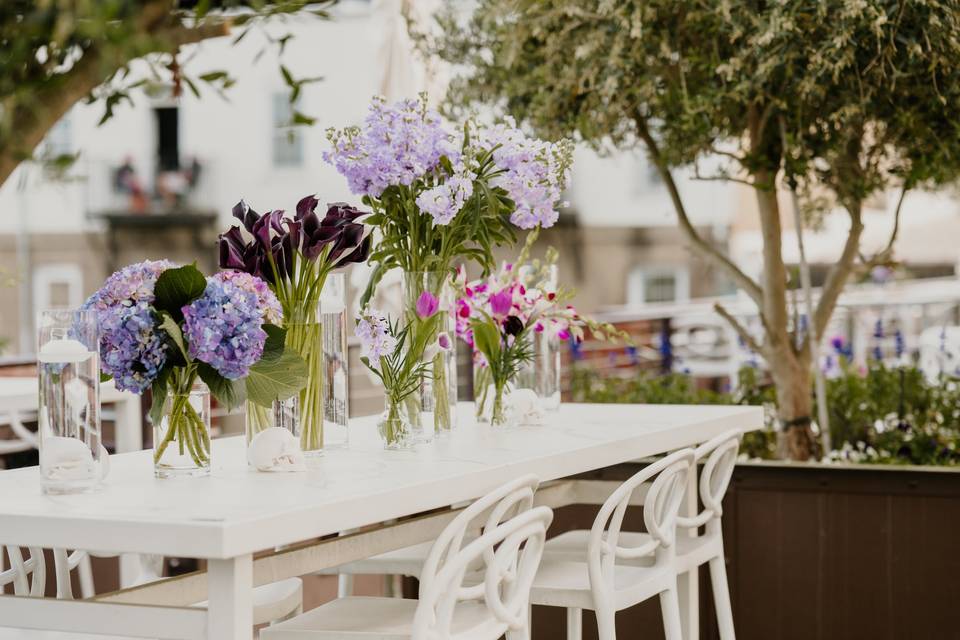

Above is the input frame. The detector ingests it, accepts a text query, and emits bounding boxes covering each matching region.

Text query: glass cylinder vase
[516,330,562,413]
[153,377,210,478]
[285,303,325,457]
[320,273,349,449]
[37,309,104,494]
[402,271,458,440]
[489,378,517,429]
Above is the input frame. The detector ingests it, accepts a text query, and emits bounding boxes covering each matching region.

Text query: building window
[272,93,303,167]
[627,267,690,305]
[32,264,83,318]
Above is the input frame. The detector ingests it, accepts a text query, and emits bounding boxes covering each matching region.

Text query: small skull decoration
[507,388,545,426]
[247,428,306,472]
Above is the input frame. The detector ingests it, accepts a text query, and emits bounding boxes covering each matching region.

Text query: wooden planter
[530,461,960,640]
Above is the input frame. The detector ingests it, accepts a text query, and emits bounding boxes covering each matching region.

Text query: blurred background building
[1,0,958,385]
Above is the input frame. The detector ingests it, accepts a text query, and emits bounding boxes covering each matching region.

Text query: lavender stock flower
[356,309,397,360]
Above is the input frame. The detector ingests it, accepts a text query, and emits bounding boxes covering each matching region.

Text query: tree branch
[634,114,764,305]
[863,184,908,265]
[0,10,233,187]
[714,302,763,354]
[814,203,864,337]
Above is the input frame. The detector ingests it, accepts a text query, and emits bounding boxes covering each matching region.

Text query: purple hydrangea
[324,95,458,198]
[355,309,397,360]
[82,259,175,393]
[215,270,283,325]
[182,276,268,380]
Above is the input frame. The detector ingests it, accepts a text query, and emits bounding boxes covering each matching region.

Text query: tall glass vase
[37,309,104,494]
[285,303,324,457]
[402,271,458,440]
[320,273,349,449]
[517,331,562,412]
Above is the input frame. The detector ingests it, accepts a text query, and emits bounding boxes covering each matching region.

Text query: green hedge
[570,364,960,466]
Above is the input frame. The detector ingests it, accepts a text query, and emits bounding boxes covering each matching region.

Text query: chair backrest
[677,428,741,531]
[0,546,45,597]
[412,505,553,640]
[587,448,695,602]
[418,474,539,599]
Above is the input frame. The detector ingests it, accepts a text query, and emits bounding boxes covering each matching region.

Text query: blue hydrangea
[82,260,174,394]
[182,277,268,380]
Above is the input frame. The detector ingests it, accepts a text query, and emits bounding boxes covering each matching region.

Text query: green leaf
[153,264,207,321]
[197,362,246,411]
[260,324,287,362]
[158,311,190,363]
[245,348,308,407]
[471,320,501,363]
[99,372,113,384]
[148,369,171,427]
[291,110,316,126]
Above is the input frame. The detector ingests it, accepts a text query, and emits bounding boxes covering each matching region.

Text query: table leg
[678,463,699,640]
[207,555,253,640]
[113,395,142,454]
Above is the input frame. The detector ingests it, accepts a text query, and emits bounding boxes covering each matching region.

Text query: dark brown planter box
[528,461,960,640]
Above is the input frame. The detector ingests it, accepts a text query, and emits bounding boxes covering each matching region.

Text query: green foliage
[153,264,207,322]
[360,317,435,405]
[570,362,960,466]
[437,0,960,209]
[0,1,334,183]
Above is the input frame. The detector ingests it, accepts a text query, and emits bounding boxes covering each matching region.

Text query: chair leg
[567,607,583,640]
[660,587,683,640]
[594,605,616,640]
[709,555,736,640]
[337,573,353,598]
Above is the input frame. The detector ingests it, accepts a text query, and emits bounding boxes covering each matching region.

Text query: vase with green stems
[402,270,457,439]
[378,395,414,449]
[153,369,211,478]
[356,308,437,450]
[221,196,371,459]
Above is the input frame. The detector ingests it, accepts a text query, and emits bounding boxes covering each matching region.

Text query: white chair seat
[529,558,675,612]
[545,530,717,571]
[192,577,303,626]
[262,595,507,640]
[321,542,435,578]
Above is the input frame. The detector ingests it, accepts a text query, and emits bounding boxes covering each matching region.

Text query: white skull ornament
[247,428,306,472]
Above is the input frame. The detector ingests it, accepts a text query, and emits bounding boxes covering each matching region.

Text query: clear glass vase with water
[37,309,104,494]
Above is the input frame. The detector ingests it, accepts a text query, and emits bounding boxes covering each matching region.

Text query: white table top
[0,402,761,559]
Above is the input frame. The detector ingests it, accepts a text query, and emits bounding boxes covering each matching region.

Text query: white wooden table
[0,402,762,640]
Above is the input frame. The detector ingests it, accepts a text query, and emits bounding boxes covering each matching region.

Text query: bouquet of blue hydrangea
[83,261,306,469]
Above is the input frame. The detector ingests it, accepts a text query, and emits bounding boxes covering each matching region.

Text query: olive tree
[435,0,960,459]
[0,0,331,187]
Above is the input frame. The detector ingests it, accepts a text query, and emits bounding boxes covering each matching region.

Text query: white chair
[261,475,552,640]
[541,430,741,639]
[1,546,46,597]
[527,448,695,640]
[0,545,302,638]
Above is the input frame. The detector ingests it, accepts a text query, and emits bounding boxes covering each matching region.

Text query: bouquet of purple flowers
[325,94,573,434]
[218,196,371,452]
[83,261,305,472]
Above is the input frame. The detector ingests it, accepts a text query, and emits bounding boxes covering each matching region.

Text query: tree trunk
[753,168,818,460]
[768,346,817,460]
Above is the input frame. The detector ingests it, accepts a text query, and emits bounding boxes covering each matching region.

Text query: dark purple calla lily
[218,195,371,285]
